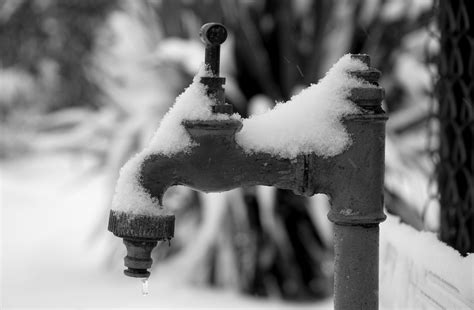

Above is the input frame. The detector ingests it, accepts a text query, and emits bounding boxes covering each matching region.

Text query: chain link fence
[436,0,474,255]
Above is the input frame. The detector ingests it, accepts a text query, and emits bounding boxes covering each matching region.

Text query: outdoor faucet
[109,23,387,310]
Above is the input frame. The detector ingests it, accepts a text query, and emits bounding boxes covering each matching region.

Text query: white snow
[146,66,240,155]
[111,152,163,215]
[236,54,372,158]
[380,214,474,309]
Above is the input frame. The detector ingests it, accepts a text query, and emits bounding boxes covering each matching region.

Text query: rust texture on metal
[107,22,387,310]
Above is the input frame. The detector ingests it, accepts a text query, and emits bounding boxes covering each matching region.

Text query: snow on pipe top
[111,23,378,216]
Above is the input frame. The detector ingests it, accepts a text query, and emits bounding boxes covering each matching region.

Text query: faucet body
[108,23,387,310]
[141,119,304,204]
[141,114,386,222]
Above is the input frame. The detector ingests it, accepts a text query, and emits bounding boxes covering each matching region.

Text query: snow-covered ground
[1,154,332,309]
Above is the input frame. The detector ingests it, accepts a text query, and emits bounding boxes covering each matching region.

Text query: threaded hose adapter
[108,210,175,278]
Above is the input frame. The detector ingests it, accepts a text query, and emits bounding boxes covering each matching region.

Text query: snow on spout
[236,54,374,158]
[111,66,238,216]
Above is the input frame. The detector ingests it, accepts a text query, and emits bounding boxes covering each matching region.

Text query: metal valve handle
[200,23,227,76]
[199,23,232,114]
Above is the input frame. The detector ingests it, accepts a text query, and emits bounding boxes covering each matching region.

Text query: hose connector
[108,210,175,278]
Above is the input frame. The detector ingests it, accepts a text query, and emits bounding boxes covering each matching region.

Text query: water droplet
[141,278,149,296]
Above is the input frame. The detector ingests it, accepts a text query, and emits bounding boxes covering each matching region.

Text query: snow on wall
[112,55,369,215]
[380,215,474,309]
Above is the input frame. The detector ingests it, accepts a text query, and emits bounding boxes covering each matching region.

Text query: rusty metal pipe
[333,224,380,309]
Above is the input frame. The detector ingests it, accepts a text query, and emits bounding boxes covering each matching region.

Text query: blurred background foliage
[0,0,439,301]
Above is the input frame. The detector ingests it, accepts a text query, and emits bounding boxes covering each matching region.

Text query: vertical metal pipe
[323,54,386,309]
[327,114,386,310]
[333,224,379,310]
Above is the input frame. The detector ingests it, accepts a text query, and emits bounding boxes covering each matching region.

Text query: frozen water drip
[141,278,149,296]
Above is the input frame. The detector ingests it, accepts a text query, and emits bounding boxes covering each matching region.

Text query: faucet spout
[140,119,307,204]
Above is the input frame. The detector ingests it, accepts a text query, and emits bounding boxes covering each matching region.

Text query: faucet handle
[200,23,227,45]
[200,23,227,76]
[199,23,233,115]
